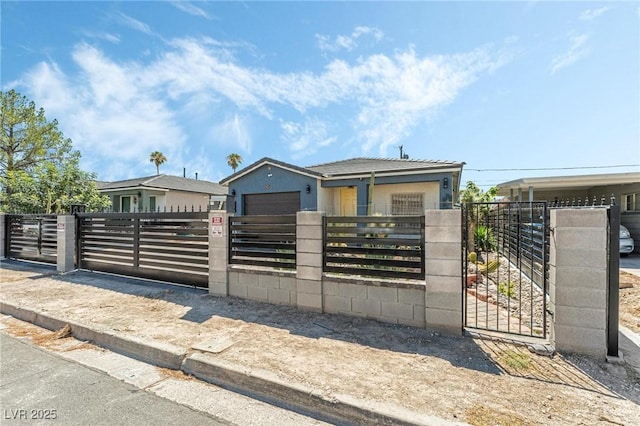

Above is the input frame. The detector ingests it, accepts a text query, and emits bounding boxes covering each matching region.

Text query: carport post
[57,215,76,273]
[208,210,230,296]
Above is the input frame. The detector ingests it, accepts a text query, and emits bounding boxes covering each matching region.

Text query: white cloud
[13,35,510,178]
[170,1,212,20]
[549,34,590,75]
[281,118,337,159]
[209,113,252,153]
[316,26,384,52]
[579,7,610,21]
[116,12,155,36]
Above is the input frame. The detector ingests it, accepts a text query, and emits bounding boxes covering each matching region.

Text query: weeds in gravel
[500,349,531,371]
[465,403,525,426]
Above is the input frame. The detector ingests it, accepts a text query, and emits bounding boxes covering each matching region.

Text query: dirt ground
[620,271,640,333]
[1,262,639,426]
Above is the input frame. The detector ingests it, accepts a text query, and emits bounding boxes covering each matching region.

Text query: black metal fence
[324,215,425,280]
[77,212,209,287]
[5,214,58,264]
[229,215,297,270]
[463,202,548,339]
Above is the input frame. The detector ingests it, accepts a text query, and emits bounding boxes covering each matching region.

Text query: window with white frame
[391,193,424,215]
[623,193,639,211]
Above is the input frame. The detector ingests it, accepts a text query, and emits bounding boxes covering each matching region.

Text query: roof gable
[219,157,322,185]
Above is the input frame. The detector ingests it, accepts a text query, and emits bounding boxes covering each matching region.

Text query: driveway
[620,253,640,277]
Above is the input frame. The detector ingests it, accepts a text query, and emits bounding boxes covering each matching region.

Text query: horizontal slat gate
[77,212,209,287]
[229,215,296,269]
[6,215,57,264]
[324,216,425,280]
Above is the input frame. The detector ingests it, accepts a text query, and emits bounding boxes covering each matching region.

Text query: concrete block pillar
[296,211,324,312]
[0,214,6,258]
[550,209,608,358]
[424,210,463,335]
[57,215,76,273]
[208,211,230,296]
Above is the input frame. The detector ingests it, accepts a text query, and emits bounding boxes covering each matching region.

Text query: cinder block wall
[229,269,297,306]
[323,278,425,327]
[550,209,609,358]
[57,215,75,273]
[424,210,463,335]
[295,211,324,312]
[208,211,230,296]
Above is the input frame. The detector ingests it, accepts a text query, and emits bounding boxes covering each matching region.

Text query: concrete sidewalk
[1,260,639,425]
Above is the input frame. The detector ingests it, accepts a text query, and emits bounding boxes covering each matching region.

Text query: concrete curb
[183,352,450,426]
[0,302,186,370]
[0,301,460,426]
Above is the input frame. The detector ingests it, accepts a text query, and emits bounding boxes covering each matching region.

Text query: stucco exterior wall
[369,182,440,214]
[228,164,318,215]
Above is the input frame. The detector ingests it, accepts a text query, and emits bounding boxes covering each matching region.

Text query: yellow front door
[339,187,357,216]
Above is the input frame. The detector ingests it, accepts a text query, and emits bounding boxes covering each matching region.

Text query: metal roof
[497,172,640,192]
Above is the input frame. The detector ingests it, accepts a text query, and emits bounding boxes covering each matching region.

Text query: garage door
[243,192,300,215]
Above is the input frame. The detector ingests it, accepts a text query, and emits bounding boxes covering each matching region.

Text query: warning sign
[211,216,224,237]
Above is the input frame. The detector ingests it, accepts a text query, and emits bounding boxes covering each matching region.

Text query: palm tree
[149,151,167,175]
[226,153,242,173]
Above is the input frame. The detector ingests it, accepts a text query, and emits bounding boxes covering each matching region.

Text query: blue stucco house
[219,157,465,215]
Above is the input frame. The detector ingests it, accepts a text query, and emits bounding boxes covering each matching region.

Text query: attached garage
[243,191,301,215]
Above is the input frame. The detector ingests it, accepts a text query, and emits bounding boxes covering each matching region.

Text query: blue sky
[2,1,639,188]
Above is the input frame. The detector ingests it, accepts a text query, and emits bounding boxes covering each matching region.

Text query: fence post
[0,213,6,258]
[424,210,463,335]
[550,209,608,358]
[296,211,325,312]
[208,210,229,296]
[57,215,76,273]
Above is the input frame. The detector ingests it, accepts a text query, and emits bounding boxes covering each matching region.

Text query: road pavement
[0,332,328,426]
[0,333,228,425]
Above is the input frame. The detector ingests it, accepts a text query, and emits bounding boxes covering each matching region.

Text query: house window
[623,193,639,212]
[149,196,156,212]
[391,193,424,215]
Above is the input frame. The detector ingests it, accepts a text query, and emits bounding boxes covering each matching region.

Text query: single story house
[219,157,465,216]
[97,174,228,213]
[497,171,640,252]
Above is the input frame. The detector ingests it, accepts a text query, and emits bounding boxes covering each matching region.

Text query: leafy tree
[0,89,110,213]
[2,153,110,213]
[226,153,242,173]
[459,181,498,253]
[149,151,167,175]
[1,89,72,176]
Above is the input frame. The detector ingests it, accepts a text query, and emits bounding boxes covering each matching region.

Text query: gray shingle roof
[306,157,464,177]
[98,174,227,195]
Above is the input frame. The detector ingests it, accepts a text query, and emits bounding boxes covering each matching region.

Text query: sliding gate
[5,214,58,264]
[77,212,209,287]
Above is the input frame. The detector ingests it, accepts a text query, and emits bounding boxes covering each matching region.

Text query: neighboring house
[219,157,464,215]
[97,175,228,213]
[496,171,640,252]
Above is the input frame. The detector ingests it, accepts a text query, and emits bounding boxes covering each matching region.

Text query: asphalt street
[0,334,229,426]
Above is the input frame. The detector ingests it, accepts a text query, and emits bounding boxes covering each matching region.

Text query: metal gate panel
[463,202,549,339]
[77,212,209,287]
[6,215,58,264]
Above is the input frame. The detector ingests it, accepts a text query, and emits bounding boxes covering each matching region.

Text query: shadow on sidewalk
[2,260,638,403]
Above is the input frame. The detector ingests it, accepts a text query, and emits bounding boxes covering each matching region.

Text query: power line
[465,164,639,172]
